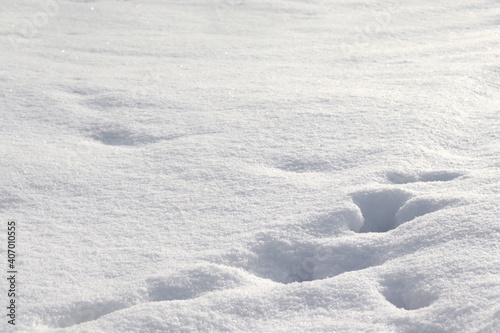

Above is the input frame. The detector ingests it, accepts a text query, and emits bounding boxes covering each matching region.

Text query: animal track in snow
[89,128,161,146]
[87,125,194,146]
[63,182,457,327]
[145,265,251,302]
[387,171,461,184]
[351,189,412,233]
[216,232,380,284]
[57,264,254,328]
[221,188,458,284]
[379,274,437,310]
[351,189,456,233]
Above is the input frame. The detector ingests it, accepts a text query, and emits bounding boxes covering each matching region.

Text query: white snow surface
[1,0,500,332]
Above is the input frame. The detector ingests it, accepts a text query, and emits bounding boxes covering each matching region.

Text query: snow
[1,0,499,331]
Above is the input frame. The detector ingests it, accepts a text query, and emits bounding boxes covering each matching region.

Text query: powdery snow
[1,0,499,332]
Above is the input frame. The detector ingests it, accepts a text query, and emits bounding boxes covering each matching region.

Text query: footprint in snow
[89,127,160,146]
[60,174,459,327]
[379,273,438,310]
[215,186,457,286]
[351,189,412,233]
[87,125,195,147]
[212,231,380,284]
[56,264,255,328]
[387,171,462,184]
[350,189,457,233]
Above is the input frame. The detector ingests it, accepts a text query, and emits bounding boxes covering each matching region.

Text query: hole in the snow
[418,171,462,182]
[216,232,378,284]
[352,189,412,233]
[91,129,138,146]
[88,126,162,146]
[380,276,437,310]
[387,171,461,184]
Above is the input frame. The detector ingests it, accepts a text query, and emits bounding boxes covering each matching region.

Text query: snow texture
[1,0,499,332]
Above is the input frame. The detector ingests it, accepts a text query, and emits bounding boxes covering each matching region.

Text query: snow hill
[1,0,499,332]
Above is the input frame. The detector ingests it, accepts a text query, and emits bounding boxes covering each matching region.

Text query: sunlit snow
[1,0,499,332]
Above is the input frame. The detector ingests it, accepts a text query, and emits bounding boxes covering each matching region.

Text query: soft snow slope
[1,0,499,332]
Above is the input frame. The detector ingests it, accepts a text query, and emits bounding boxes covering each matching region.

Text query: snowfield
[1,0,499,332]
